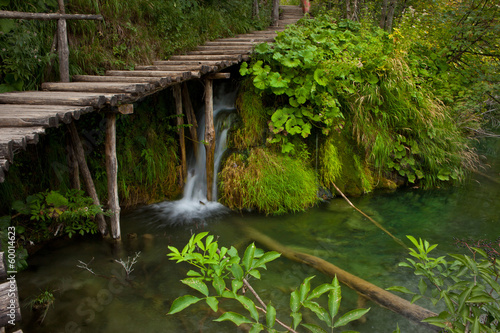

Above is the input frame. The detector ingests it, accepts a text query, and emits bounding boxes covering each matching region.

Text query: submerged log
[204,79,215,201]
[242,226,440,331]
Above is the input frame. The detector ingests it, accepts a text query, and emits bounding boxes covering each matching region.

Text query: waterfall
[145,83,237,227]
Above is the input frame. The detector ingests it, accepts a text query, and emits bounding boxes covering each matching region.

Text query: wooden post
[181,82,198,156]
[105,113,120,240]
[272,0,280,27]
[57,0,70,82]
[204,78,215,201]
[173,85,187,183]
[68,122,108,236]
[66,135,80,190]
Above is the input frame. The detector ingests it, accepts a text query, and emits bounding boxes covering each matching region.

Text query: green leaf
[299,276,315,302]
[386,286,415,295]
[205,296,219,312]
[236,295,259,322]
[410,294,423,304]
[301,323,327,333]
[212,276,226,296]
[290,289,300,312]
[231,279,244,293]
[290,311,302,330]
[333,308,370,328]
[168,295,201,314]
[214,312,253,326]
[254,251,281,269]
[242,243,256,272]
[266,303,276,328]
[303,300,330,324]
[181,278,209,296]
[308,283,334,301]
[418,278,427,295]
[466,294,496,303]
[249,323,264,333]
[328,277,341,319]
[231,263,244,280]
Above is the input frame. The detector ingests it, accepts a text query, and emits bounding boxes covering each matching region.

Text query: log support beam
[204,78,215,201]
[57,0,70,83]
[173,85,187,183]
[68,122,108,237]
[106,113,121,240]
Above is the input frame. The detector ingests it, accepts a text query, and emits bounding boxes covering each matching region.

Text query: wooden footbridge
[0,5,305,239]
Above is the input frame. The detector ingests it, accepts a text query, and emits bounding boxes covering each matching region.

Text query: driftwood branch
[0,10,103,21]
[242,225,440,331]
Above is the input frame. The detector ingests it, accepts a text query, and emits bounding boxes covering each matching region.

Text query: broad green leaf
[248,269,261,279]
[290,289,300,312]
[242,243,256,271]
[301,323,327,333]
[254,251,281,269]
[212,276,226,296]
[308,283,334,300]
[249,323,264,333]
[231,263,244,280]
[328,277,341,319]
[466,294,496,303]
[232,279,244,293]
[333,308,370,328]
[418,278,427,295]
[411,294,423,304]
[299,276,315,302]
[290,311,302,330]
[386,286,415,295]
[303,300,330,324]
[236,295,259,322]
[214,312,253,326]
[181,278,209,296]
[186,270,202,277]
[205,296,219,312]
[266,303,276,328]
[168,295,201,314]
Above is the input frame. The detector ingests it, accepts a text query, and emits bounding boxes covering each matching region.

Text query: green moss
[219,148,318,215]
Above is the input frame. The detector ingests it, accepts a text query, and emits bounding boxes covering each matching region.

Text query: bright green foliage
[241,15,476,187]
[219,148,318,215]
[11,189,105,239]
[168,232,369,332]
[389,236,500,332]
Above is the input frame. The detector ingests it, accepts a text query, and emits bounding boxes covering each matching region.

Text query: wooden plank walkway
[0,5,304,183]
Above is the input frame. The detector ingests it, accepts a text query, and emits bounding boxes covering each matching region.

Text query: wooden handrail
[0,10,103,21]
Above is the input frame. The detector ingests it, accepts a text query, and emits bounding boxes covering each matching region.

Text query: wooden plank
[195,45,253,51]
[168,54,242,61]
[0,140,13,163]
[135,65,214,74]
[72,75,171,87]
[0,280,21,326]
[0,104,93,123]
[42,82,149,94]
[202,42,258,47]
[212,37,274,43]
[0,91,106,108]
[0,10,103,21]
[152,60,224,66]
[106,70,193,80]
[0,110,59,128]
[187,49,252,56]
[206,73,231,80]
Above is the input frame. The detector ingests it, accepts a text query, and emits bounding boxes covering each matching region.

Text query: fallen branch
[331,182,408,250]
[241,225,440,331]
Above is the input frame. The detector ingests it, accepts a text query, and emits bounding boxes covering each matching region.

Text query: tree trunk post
[204,78,215,201]
[57,0,70,82]
[182,82,198,157]
[105,112,120,240]
[253,0,259,18]
[272,0,280,27]
[173,85,187,183]
[68,122,108,236]
[66,135,80,190]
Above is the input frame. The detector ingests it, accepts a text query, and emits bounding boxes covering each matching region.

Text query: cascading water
[144,83,237,227]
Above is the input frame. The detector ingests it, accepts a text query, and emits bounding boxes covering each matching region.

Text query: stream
[15,84,500,333]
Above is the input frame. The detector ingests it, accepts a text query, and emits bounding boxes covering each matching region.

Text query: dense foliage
[240,14,479,192]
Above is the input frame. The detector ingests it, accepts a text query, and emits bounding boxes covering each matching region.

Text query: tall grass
[219,148,318,215]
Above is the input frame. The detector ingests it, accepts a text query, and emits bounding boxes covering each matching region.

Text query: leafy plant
[26,289,55,323]
[167,232,370,332]
[389,236,500,332]
[11,189,106,239]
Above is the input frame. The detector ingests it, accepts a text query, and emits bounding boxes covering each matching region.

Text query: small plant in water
[114,251,141,280]
[167,232,369,332]
[26,289,55,323]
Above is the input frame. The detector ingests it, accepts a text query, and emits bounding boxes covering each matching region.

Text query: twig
[331,182,409,250]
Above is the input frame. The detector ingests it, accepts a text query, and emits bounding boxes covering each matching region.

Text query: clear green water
[16,138,500,332]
